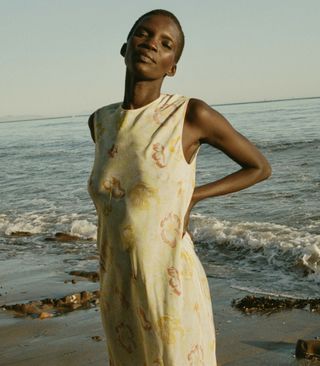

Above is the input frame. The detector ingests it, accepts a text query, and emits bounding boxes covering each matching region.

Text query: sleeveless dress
[87,93,217,366]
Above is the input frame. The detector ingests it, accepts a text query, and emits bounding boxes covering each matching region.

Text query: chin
[130,66,161,81]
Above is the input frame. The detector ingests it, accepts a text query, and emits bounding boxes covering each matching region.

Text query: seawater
[0,98,319,298]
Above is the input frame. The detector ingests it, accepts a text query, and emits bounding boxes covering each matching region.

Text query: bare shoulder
[186,98,219,122]
[88,113,95,143]
[186,98,236,145]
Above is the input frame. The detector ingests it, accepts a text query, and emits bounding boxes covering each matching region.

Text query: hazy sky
[1,0,320,117]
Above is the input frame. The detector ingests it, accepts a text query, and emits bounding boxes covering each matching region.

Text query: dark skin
[89,14,272,239]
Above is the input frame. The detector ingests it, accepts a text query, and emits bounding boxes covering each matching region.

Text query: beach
[1,255,320,366]
[1,97,319,365]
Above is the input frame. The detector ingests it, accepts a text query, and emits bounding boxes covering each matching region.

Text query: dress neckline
[120,94,164,112]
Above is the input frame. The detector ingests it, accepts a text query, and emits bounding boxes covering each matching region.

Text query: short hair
[126,9,185,63]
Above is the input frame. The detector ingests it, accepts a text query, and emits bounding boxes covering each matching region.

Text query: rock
[1,289,100,319]
[93,290,100,297]
[63,293,81,304]
[39,312,53,320]
[42,298,55,306]
[10,231,33,237]
[86,255,99,260]
[69,270,99,282]
[91,335,102,342]
[295,339,320,360]
[20,303,41,315]
[232,295,320,314]
[81,291,93,302]
[45,232,80,242]
[68,303,82,310]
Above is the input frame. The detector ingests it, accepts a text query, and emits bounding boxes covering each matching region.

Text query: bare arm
[182,98,272,236]
[187,98,271,203]
[88,113,95,143]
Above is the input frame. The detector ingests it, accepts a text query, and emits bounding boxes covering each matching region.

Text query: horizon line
[213,95,320,107]
[1,95,319,124]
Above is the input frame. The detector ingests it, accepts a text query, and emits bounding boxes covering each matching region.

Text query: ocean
[0,97,319,300]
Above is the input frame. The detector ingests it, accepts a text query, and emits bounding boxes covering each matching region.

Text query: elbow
[266,163,272,179]
[259,161,272,181]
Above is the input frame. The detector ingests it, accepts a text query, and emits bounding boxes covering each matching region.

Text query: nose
[140,37,158,52]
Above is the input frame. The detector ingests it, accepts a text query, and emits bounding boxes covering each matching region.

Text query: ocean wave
[70,220,97,240]
[0,213,47,235]
[190,213,320,280]
[2,210,319,282]
[0,213,97,240]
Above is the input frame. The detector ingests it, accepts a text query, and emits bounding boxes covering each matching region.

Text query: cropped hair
[126,9,185,63]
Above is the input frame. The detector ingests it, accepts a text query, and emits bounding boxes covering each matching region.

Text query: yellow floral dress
[88,93,217,365]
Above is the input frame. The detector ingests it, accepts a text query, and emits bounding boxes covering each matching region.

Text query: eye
[162,41,172,49]
[134,28,148,37]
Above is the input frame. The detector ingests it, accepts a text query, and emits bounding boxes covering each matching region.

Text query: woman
[88,9,271,366]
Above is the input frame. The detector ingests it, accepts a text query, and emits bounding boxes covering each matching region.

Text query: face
[121,15,180,81]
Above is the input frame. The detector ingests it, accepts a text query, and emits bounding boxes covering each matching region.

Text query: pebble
[91,336,102,342]
[69,270,99,282]
[39,312,53,319]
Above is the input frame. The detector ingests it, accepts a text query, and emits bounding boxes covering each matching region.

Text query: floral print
[137,305,152,331]
[103,176,125,199]
[167,266,182,296]
[115,322,136,353]
[108,144,118,157]
[157,314,185,345]
[87,94,216,365]
[187,344,205,365]
[128,181,158,209]
[153,96,182,125]
[160,212,181,248]
[152,142,167,168]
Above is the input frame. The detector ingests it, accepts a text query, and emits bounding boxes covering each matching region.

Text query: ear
[120,43,127,57]
[166,64,177,77]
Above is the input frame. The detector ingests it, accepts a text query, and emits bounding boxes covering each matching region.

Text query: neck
[122,71,164,109]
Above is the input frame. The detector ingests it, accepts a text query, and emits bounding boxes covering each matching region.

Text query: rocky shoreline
[1,269,100,319]
[232,295,320,315]
[1,289,100,319]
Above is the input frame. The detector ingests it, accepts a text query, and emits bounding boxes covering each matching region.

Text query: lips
[134,51,155,64]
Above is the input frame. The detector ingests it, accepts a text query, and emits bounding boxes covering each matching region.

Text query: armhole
[179,97,201,167]
[189,144,201,165]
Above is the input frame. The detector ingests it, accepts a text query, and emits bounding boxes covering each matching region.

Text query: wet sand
[1,258,320,366]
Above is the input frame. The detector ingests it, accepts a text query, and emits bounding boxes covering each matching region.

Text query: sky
[1,0,320,117]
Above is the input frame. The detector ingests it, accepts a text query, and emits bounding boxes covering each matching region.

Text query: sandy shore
[1,257,320,366]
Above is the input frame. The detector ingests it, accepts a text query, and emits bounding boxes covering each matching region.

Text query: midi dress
[87,93,217,365]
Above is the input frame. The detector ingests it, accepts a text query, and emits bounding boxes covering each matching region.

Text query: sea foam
[70,219,97,240]
[190,213,320,279]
